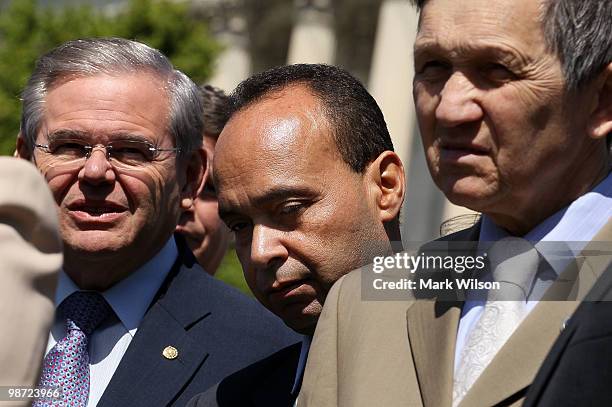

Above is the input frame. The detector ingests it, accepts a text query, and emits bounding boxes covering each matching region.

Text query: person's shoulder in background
[0,156,62,387]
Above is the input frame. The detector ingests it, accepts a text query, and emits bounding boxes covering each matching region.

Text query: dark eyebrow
[252,186,317,207]
[46,129,88,142]
[45,130,152,144]
[218,185,318,220]
[414,41,528,66]
[111,133,153,143]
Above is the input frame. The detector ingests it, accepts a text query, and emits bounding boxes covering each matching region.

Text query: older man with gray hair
[299,0,611,406]
[17,37,297,407]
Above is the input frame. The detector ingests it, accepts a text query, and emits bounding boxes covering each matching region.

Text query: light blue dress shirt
[45,238,178,407]
[454,171,612,374]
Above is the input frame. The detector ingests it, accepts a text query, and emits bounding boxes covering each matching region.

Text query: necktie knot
[59,291,112,335]
[487,237,540,301]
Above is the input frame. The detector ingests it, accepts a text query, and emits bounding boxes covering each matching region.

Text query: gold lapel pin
[162,345,179,360]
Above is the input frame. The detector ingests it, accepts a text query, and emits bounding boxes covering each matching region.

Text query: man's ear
[364,150,406,223]
[180,147,208,211]
[16,134,31,160]
[588,63,612,140]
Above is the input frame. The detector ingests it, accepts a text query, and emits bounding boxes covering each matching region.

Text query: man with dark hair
[299,0,611,406]
[16,37,297,407]
[178,85,232,275]
[187,63,406,406]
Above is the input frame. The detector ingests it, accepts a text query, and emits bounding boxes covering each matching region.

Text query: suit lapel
[407,224,480,407]
[457,299,578,407]
[98,263,212,407]
[407,299,462,407]
[526,227,612,407]
[459,218,612,407]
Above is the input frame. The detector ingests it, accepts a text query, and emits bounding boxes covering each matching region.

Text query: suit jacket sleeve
[0,157,62,387]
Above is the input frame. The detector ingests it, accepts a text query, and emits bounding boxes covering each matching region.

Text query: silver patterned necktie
[453,237,540,406]
[34,291,112,407]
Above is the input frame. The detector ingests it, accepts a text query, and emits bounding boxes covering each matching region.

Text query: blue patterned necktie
[34,291,112,407]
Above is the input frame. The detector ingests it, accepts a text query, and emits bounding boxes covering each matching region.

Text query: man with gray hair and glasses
[16,37,297,407]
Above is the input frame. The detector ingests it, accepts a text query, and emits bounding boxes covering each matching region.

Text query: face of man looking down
[413,0,610,235]
[214,85,398,335]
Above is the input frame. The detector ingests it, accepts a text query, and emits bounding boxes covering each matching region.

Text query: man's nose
[435,71,484,127]
[78,147,115,185]
[249,224,288,270]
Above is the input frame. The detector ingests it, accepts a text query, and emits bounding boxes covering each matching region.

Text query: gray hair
[20,37,203,159]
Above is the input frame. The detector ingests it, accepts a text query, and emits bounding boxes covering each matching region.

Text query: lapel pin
[163,345,179,360]
[560,316,571,332]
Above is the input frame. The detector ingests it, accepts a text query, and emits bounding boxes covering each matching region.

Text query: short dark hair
[200,84,230,139]
[228,64,394,173]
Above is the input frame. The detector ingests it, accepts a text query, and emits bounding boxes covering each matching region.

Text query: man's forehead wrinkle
[42,76,171,146]
[415,38,534,67]
[48,103,168,125]
[45,72,169,110]
[418,0,544,46]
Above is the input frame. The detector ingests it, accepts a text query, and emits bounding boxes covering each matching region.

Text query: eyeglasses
[34,138,181,171]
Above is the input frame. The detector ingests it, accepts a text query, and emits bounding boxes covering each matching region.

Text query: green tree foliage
[215,248,252,297]
[0,0,219,155]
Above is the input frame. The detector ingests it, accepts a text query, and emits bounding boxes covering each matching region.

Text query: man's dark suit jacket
[96,236,301,407]
[186,342,302,407]
[524,258,612,407]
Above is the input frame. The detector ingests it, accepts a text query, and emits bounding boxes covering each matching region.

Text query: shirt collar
[479,171,612,275]
[54,238,178,337]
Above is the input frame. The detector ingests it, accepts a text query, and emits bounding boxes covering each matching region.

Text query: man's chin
[439,176,498,210]
[278,302,321,336]
[63,232,131,259]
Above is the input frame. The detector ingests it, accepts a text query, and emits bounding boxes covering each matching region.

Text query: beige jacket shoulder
[0,157,62,388]
[298,265,422,407]
[299,221,612,407]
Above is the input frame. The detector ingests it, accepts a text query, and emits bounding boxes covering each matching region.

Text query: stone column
[205,0,251,92]
[368,0,418,178]
[370,1,442,241]
[287,0,336,64]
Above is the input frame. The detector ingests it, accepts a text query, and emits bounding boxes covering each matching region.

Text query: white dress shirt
[454,172,612,373]
[45,238,178,407]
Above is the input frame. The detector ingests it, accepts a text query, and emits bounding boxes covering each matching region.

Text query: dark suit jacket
[187,342,302,407]
[97,236,301,407]
[524,257,612,407]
